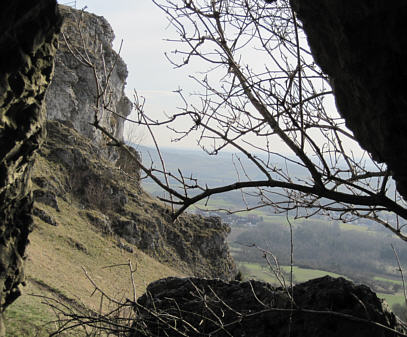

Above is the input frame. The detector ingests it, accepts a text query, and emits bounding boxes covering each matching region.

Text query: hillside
[0,6,237,334]
[4,120,236,336]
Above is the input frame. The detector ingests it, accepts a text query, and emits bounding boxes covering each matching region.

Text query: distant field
[240,262,278,284]
[378,292,405,307]
[280,265,347,283]
[239,261,347,285]
[144,180,373,235]
[339,222,369,232]
[228,245,243,253]
[374,276,403,285]
[239,261,407,310]
[142,182,241,211]
[194,196,239,210]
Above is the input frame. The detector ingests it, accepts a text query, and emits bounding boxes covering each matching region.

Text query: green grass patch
[280,265,347,283]
[239,262,279,284]
[374,276,403,285]
[5,282,59,337]
[339,222,369,232]
[378,292,405,307]
[239,261,347,285]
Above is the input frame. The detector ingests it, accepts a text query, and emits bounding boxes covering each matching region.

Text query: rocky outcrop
[132,276,403,337]
[33,120,236,280]
[290,0,407,198]
[33,4,234,281]
[0,0,61,334]
[45,5,131,154]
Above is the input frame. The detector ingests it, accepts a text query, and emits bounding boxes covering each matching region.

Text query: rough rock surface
[0,0,60,334]
[132,276,403,337]
[33,120,237,280]
[45,5,131,155]
[291,0,407,198]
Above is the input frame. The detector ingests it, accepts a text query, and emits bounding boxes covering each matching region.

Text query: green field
[339,222,370,232]
[239,261,347,286]
[374,276,403,285]
[239,262,280,284]
[280,265,347,282]
[239,262,407,310]
[378,292,405,307]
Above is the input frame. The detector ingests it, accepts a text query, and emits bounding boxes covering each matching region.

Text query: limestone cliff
[0,0,61,333]
[290,0,407,198]
[37,6,236,280]
[45,5,131,152]
[33,120,237,280]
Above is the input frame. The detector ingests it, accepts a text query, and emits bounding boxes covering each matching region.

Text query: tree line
[232,220,407,290]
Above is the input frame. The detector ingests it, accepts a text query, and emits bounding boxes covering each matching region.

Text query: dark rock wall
[132,276,402,337]
[291,0,407,197]
[0,0,61,333]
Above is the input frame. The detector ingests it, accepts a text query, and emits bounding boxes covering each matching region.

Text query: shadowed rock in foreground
[0,0,60,334]
[290,0,407,198]
[131,276,403,337]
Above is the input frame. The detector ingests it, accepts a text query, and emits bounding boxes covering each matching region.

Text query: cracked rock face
[291,0,407,197]
[0,0,61,334]
[45,5,132,154]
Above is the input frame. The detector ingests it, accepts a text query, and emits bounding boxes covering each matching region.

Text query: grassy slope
[4,121,235,335]
[4,146,184,336]
[5,197,183,336]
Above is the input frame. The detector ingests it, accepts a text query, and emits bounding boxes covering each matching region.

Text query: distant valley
[138,145,407,314]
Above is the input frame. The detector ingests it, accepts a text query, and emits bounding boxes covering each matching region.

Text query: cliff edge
[46,5,131,153]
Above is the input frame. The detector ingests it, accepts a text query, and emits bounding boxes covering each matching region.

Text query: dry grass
[5,196,183,336]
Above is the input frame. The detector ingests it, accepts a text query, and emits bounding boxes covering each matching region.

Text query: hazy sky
[57,1,364,157]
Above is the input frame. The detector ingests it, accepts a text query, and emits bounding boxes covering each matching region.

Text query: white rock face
[45,5,131,147]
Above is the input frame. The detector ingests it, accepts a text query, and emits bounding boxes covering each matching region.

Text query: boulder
[132,276,404,337]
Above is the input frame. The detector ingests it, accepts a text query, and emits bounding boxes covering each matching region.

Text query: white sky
[57,1,365,158]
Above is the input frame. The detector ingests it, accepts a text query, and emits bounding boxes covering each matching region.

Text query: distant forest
[232,219,407,290]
